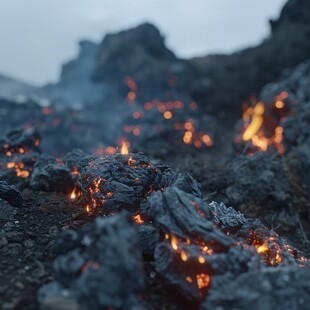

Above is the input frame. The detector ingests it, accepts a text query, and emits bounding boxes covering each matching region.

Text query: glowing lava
[242,101,265,141]
[120,139,130,155]
[70,186,82,201]
[132,214,144,225]
[238,95,286,154]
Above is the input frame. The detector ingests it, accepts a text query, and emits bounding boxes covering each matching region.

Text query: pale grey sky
[0,0,286,86]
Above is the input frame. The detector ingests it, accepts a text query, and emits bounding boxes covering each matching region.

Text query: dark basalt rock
[92,23,196,101]
[208,201,246,231]
[202,266,310,310]
[0,181,23,207]
[191,0,310,120]
[79,153,202,214]
[225,152,290,217]
[144,188,257,301]
[210,202,307,268]
[144,188,308,302]
[159,170,202,198]
[62,149,95,173]
[258,60,310,212]
[30,155,75,193]
[146,187,232,247]
[0,127,41,154]
[154,242,261,302]
[39,213,144,310]
[0,128,41,188]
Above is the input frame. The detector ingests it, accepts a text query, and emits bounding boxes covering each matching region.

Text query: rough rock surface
[30,155,75,193]
[92,23,196,101]
[191,0,310,119]
[39,213,144,310]
[80,153,201,213]
[0,181,23,207]
[225,152,289,216]
[147,187,232,247]
[202,266,310,310]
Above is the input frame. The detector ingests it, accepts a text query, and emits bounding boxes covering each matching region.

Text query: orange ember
[70,186,80,200]
[252,236,284,266]
[163,111,173,120]
[170,234,179,251]
[124,99,212,149]
[119,139,130,155]
[180,250,188,262]
[5,160,31,178]
[132,214,144,225]
[196,273,210,290]
[243,101,265,141]
[239,95,286,154]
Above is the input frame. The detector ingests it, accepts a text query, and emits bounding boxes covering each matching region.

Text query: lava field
[1,0,310,309]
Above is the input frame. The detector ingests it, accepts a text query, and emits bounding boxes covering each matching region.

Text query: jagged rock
[154,242,261,302]
[80,153,201,214]
[260,61,310,105]
[146,187,232,247]
[191,0,310,119]
[208,201,246,230]
[0,128,41,187]
[39,213,144,310]
[258,60,310,211]
[0,181,23,207]
[202,266,310,310]
[62,149,94,172]
[225,152,290,216]
[30,155,75,193]
[0,127,41,154]
[93,23,196,101]
[145,191,307,302]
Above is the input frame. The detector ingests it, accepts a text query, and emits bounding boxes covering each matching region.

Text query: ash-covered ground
[1,0,310,309]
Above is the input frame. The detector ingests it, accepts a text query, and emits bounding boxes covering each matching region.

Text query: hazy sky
[0,0,286,86]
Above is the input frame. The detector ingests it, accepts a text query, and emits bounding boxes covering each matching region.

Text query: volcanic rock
[225,152,289,217]
[30,155,75,193]
[191,0,310,119]
[0,181,23,207]
[39,213,144,310]
[92,23,196,101]
[79,153,202,214]
[146,187,232,247]
[258,60,310,211]
[202,266,310,310]
[0,127,41,154]
[145,188,307,302]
